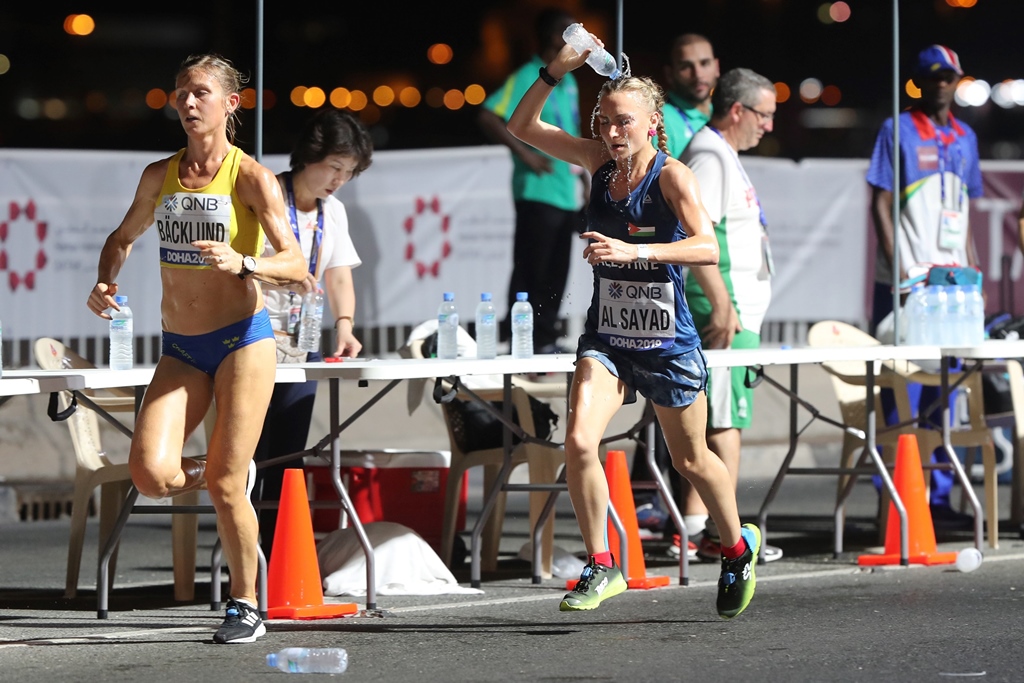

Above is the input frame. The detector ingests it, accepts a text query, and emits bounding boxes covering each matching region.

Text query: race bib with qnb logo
[597,276,675,351]
[156,192,232,267]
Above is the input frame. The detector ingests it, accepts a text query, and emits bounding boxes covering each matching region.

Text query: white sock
[683,514,708,538]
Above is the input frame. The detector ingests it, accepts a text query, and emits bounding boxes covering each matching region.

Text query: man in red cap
[866,44,983,529]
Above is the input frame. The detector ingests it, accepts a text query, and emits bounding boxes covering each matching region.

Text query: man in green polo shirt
[634,33,720,559]
[662,33,718,157]
[478,8,586,353]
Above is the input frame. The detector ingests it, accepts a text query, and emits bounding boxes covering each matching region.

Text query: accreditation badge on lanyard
[926,119,968,252]
[284,173,324,335]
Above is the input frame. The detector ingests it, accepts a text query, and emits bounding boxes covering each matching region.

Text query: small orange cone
[266,469,359,619]
[566,450,670,590]
[858,434,958,567]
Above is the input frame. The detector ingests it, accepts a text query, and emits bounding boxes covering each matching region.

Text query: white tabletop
[7,339,1023,391]
[0,376,42,397]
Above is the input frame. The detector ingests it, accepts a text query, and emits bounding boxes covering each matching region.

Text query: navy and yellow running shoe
[559,558,627,611]
[716,523,761,619]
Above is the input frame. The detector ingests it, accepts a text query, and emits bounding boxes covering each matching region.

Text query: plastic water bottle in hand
[475,292,497,360]
[511,291,534,359]
[109,294,134,370]
[437,292,459,359]
[297,288,324,353]
[266,647,348,674]
[562,23,620,78]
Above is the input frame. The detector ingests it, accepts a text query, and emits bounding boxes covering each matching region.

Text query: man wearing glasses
[866,45,982,530]
[679,68,780,563]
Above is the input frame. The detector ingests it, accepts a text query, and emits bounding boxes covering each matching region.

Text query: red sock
[721,537,747,560]
[591,550,614,567]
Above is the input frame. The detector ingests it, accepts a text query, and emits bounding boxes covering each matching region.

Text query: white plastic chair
[33,337,200,599]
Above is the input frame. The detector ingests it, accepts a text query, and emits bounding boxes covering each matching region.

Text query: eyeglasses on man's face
[741,103,775,122]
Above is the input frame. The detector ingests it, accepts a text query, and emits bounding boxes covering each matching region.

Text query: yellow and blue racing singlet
[155,146,264,268]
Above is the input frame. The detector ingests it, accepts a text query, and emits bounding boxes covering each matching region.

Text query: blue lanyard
[707,126,768,230]
[284,173,323,278]
[669,102,695,139]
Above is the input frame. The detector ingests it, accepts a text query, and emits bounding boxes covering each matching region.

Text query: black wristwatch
[238,255,257,279]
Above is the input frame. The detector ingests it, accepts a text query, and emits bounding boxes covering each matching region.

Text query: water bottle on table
[266,647,348,674]
[109,294,134,370]
[437,292,459,359]
[297,288,324,353]
[922,285,947,345]
[562,23,620,78]
[511,291,534,359]
[475,292,497,360]
[964,284,985,346]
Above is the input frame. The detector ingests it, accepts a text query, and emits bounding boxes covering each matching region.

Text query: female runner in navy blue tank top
[507,33,760,619]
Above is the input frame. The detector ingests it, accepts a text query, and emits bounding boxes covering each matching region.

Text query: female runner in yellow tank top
[86,54,307,644]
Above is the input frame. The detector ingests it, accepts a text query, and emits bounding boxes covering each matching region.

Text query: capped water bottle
[964,283,985,346]
[945,285,967,347]
[922,285,948,345]
[562,23,621,79]
[437,292,459,360]
[266,647,348,674]
[109,294,134,370]
[475,292,497,360]
[511,292,534,359]
[905,284,926,345]
[297,288,324,353]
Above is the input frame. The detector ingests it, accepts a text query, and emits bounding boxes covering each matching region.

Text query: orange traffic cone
[266,469,359,619]
[566,450,670,590]
[857,434,958,567]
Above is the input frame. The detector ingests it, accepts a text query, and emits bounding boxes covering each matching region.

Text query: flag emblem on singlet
[628,223,654,236]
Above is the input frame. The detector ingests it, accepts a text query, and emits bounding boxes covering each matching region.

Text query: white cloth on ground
[318,521,483,597]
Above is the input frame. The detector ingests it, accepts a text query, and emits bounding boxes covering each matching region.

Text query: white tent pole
[255,0,264,162]
[891,0,901,343]
[616,0,623,73]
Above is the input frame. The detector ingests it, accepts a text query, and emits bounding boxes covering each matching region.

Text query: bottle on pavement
[266,647,349,674]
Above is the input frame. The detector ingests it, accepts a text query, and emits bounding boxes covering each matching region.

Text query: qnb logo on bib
[597,277,675,351]
[157,192,232,266]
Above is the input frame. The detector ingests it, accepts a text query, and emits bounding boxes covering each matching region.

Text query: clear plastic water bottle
[297,288,324,353]
[437,292,459,360]
[904,284,926,345]
[943,285,966,346]
[562,23,621,79]
[511,291,534,359]
[109,294,134,370]
[266,647,348,674]
[475,292,497,360]
[922,285,948,346]
[965,284,985,346]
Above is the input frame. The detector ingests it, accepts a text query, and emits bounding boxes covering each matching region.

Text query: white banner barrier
[2,147,1023,365]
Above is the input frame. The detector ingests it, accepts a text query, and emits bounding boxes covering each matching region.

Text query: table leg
[646,417,688,585]
[941,356,984,550]
[756,364,799,563]
[328,377,378,611]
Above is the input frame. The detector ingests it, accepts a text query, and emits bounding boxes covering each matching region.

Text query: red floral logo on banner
[403,195,451,278]
[0,200,49,292]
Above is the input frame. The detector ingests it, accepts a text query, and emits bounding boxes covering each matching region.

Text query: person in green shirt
[479,7,587,353]
[661,33,718,158]
[634,33,720,558]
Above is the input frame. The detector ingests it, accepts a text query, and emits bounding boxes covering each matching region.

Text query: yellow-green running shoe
[716,523,761,619]
[559,558,627,611]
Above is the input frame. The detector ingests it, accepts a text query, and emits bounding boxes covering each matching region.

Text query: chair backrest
[32,338,110,472]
